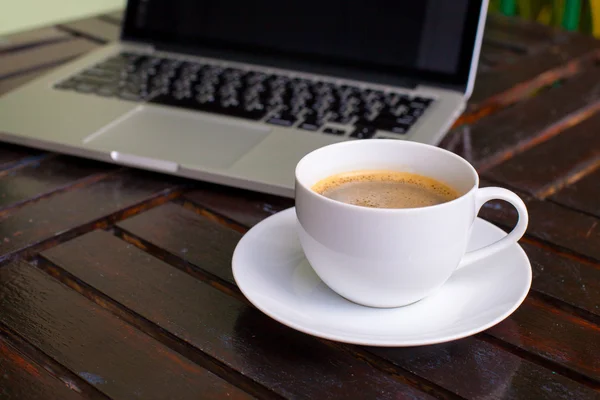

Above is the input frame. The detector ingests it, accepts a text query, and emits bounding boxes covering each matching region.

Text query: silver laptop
[0,0,488,197]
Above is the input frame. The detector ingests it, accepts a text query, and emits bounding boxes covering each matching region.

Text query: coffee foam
[312,170,459,209]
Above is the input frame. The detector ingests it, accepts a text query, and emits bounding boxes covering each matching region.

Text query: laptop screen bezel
[121,0,485,93]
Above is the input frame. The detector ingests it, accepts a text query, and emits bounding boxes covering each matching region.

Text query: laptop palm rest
[83,105,271,171]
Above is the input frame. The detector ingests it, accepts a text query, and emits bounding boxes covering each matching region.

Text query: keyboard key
[414,96,433,105]
[350,126,376,139]
[329,113,354,125]
[298,123,320,131]
[299,113,324,130]
[410,108,424,118]
[75,82,97,93]
[266,117,295,127]
[118,90,141,101]
[55,52,435,132]
[323,127,345,135]
[96,85,118,97]
[391,125,409,134]
[54,79,78,90]
[150,93,267,120]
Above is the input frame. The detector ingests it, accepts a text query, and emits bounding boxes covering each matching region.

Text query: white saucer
[232,208,531,347]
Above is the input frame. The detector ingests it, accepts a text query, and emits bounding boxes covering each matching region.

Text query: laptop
[0,0,488,197]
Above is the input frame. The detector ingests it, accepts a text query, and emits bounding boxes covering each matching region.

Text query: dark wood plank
[0,144,45,171]
[0,336,87,400]
[59,18,120,43]
[484,112,600,198]
[523,242,600,319]
[480,43,520,68]
[0,261,254,400]
[483,27,548,55]
[183,185,293,229]
[0,156,115,211]
[486,13,565,42]
[457,67,600,170]
[369,336,600,400]
[116,203,243,284]
[0,27,71,53]
[487,296,600,384]
[486,13,563,43]
[478,187,600,262]
[0,64,58,95]
[41,229,439,400]
[551,167,600,218]
[50,213,600,398]
[0,38,98,79]
[0,171,184,261]
[469,36,599,115]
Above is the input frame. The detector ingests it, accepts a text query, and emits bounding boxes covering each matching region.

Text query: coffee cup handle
[457,187,529,269]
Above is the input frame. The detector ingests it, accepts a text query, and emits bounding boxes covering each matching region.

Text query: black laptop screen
[123,0,482,88]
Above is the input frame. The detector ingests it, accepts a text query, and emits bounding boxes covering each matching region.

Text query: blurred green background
[1,0,599,37]
[491,0,600,36]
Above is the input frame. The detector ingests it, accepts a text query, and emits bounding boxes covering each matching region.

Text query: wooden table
[0,10,599,400]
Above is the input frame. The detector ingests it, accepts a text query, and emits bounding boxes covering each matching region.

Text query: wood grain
[41,230,439,400]
[0,156,115,211]
[483,26,548,55]
[116,203,241,284]
[478,188,600,262]
[0,336,87,400]
[0,261,254,400]
[458,68,600,170]
[0,171,184,261]
[0,27,70,53]
[59,18,120,43]
[484,111,600,197]
[487,296,600,384]
[469,35,600,109]
[480,43,520,68]
[486,13,563,42]
[551,168,600,218]
[523,241,600,319]
[183,185,293,229]
[0,38,97,79]
[369,336,600,400]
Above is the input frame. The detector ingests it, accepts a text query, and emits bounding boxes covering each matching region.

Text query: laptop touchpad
[84,105,271,169]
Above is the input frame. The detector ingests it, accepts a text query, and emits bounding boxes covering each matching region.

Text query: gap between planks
[0,168,119,218]
[32,255,283,400]
[481,176,600,267]
[0,184,184,266]
[74,212,462,399]
[0,322,112,400]
[111,199,600,393]
[42,231,463,399]
[478,331,600,391]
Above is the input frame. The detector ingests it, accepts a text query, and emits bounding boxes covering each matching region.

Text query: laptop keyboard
[55,52,434,138]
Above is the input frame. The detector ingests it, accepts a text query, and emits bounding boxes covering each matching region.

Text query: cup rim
[295,139,480,213]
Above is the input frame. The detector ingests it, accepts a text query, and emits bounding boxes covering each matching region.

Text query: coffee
[312,170,459,209]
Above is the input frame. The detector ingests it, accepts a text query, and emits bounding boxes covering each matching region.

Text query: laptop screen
[123,0,483,89]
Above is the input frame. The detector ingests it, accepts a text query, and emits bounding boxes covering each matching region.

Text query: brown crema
[312,170,459,209]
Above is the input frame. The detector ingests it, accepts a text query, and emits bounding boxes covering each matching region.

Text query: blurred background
[1,0,599,37]
[491,0,599,35]
[0,0,125,36]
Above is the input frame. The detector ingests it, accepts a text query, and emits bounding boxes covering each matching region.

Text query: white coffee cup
[295,139,528,308]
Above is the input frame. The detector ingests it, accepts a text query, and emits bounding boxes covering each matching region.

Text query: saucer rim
[232,207,532,347]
